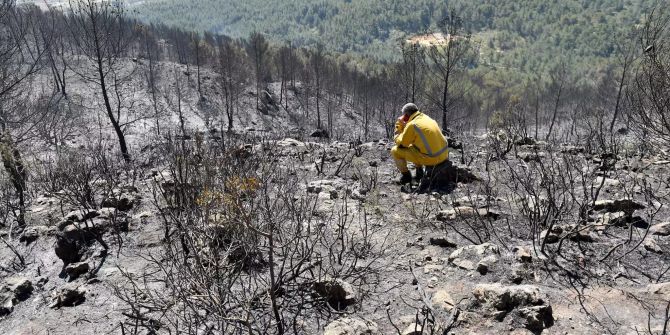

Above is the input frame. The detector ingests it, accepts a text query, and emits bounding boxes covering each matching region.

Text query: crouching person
[391,103,449,185]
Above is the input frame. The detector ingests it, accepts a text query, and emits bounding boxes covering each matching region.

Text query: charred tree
[66,0,136,162]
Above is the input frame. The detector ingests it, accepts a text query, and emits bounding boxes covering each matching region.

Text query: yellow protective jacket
[394,112,449,163]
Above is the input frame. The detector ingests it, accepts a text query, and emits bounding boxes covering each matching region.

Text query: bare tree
[190,32,210,99]
[66,0,136,162]
[608,34,638,135]
[216,36,247,132]
[399,40,425,103]
[545,61,569,141]
[36,6,69,98]
[311,43,325,130]
[630,5,670,148]
[139,25,163,135]
[0,0,47,227]
[426,8,478,130]
[277,41,298,108]
[246,32,269,112]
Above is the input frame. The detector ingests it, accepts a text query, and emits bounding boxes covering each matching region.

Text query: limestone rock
[98,207,119,219]
[651,222,670,236]
[540,226,563,244]
[449,243,500,271]
[630,216,650,229]
[509,264,528,284]
[644,239,663,254]
[323,317,379,335]
[0,277,33,316]
[431,289,456,312]
[472,283,545,311]
[517,152,545,163]
[569,229,596,243]
[594,177,621,188]
[310,128,330,138]
[54,237,84,265]
[477,255,499,275]
[19,226,42,244]
[515,137,536,146]
[517,305,554,332]
[429,235,457,248]
[276,138,306,149]
[512,246,532,263]
[55,213,128,267]
[64,209,99,222]
[452,195,493,208]
[593,199,645,214]
[100,195,133,211]
[49,284,86,308]
[4,277,33,300]
[421,161,480,189]
[595,211,627,229]
[65,261,91,280]
[307,179,344,194]
[560,145,585,154]
[0,292,13,316]
[313,278,357,309]
[60,215,129,240]
[437,207,500,221]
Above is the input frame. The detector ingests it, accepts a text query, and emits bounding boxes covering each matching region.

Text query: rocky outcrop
[55,211,128,266]
[100,196,134,211]
[431,289,456,312]
[436,207,500,221]
[19,226,48,244]
[559,145,585,154]
[313,278,357,310]
[644,239,663,254]
[428,235,457,248]
[0,277,33,316]
[306,179,345,194]
[651,222,670,236]
[276,138,306,149]
[593,199,645,214]
[448,243,500,273]
[512,246,532,263]
[472,284,554,332]
[64,209,100,223]
[517,152,545,163]
[540,226,563,244]
[594,211,627,230]
[310,128,330,138]
[541,224,596,244]
[473,284,545,311]
[49,284,86,308]
[65,261,91,281]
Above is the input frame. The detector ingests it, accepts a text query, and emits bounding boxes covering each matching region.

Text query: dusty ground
[2,132,670,334]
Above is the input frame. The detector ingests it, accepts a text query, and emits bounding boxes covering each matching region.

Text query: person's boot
[415,167,424,181]
[426,165,434,175]
[416,166,433,193]
[398,171,412,184]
